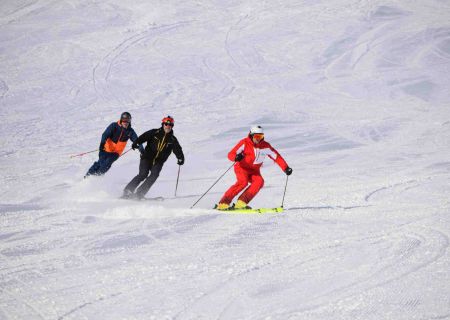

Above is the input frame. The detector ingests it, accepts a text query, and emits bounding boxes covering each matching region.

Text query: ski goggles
[121,116,131,123]
[252,133,264,140]
[163,121,174,127]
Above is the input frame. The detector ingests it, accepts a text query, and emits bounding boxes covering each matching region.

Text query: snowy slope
[1,1,449,319]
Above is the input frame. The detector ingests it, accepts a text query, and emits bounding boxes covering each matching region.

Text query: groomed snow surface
[1,1,449,319]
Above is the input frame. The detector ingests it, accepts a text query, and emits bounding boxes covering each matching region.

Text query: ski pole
[119,148,132,157]
[70,149,98,158]
[175,165,181,197]
[191,162,235,209]
[281,175,289,208]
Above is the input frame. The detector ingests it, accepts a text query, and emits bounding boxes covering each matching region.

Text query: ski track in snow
[92,21,191,104]
[1,0,450,319]
[171,211,449,319]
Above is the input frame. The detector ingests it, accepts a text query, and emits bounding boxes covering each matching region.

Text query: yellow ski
[221,207,283,214]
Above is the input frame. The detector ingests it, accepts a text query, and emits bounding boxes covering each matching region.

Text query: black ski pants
[124,159,163,197]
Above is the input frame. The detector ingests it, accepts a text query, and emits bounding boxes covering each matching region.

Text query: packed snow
[1,0,449,319]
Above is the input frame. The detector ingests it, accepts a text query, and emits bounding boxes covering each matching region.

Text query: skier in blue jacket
[85,112,142,177]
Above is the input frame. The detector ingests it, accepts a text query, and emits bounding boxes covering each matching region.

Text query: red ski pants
[219,165,264,205]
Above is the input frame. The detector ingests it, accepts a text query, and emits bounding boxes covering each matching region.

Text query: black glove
[177,158,184,165]
[234,153,244,162]
[285,167,293,176]
[132,142,139,150]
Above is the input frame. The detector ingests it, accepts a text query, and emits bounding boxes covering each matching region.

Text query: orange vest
[103,121,130,155]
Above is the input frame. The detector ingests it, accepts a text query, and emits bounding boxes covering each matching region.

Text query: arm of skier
[172,137,184,165]
[227,139,245,162]
[267,143,291,174]
[99,123,114,152]
[130,129,144,153]
[132,129,156,149]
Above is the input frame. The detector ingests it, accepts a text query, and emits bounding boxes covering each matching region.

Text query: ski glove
[235,153,244,162]
[285,167,293,176]
[177,158,184,166]
[131,142,139,150]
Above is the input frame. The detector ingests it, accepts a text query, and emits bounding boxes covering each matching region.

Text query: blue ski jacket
[101,121,138,155]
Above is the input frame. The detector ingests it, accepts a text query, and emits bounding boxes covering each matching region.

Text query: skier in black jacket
[122,116,184,199]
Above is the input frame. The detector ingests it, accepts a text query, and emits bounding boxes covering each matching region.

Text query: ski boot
[234,200,252,209]
[214,203,230,211]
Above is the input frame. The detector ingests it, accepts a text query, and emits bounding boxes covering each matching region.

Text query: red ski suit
[219,136,289,205]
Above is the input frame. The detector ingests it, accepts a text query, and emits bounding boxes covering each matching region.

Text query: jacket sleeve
[100,123,115,144]
[130,129,145,153]
[227,139,246,162]
[135,129,157,145]
[172,136,184,161]
[267,143,288,171]
[130,128,139,142]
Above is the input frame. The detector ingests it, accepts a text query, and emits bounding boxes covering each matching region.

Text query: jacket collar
[246,135,263,146]
[158,127,174,137]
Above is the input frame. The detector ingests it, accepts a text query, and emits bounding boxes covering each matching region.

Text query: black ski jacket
[132,128,184,165]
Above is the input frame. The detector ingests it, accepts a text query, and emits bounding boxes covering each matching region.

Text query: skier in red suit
[216,125,292,210]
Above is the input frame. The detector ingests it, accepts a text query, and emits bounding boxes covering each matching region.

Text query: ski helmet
[120,112,132,123]
[249,125,263,135]
[161,115,174,126]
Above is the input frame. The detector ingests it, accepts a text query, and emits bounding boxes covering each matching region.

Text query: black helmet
[120,112,132,124]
